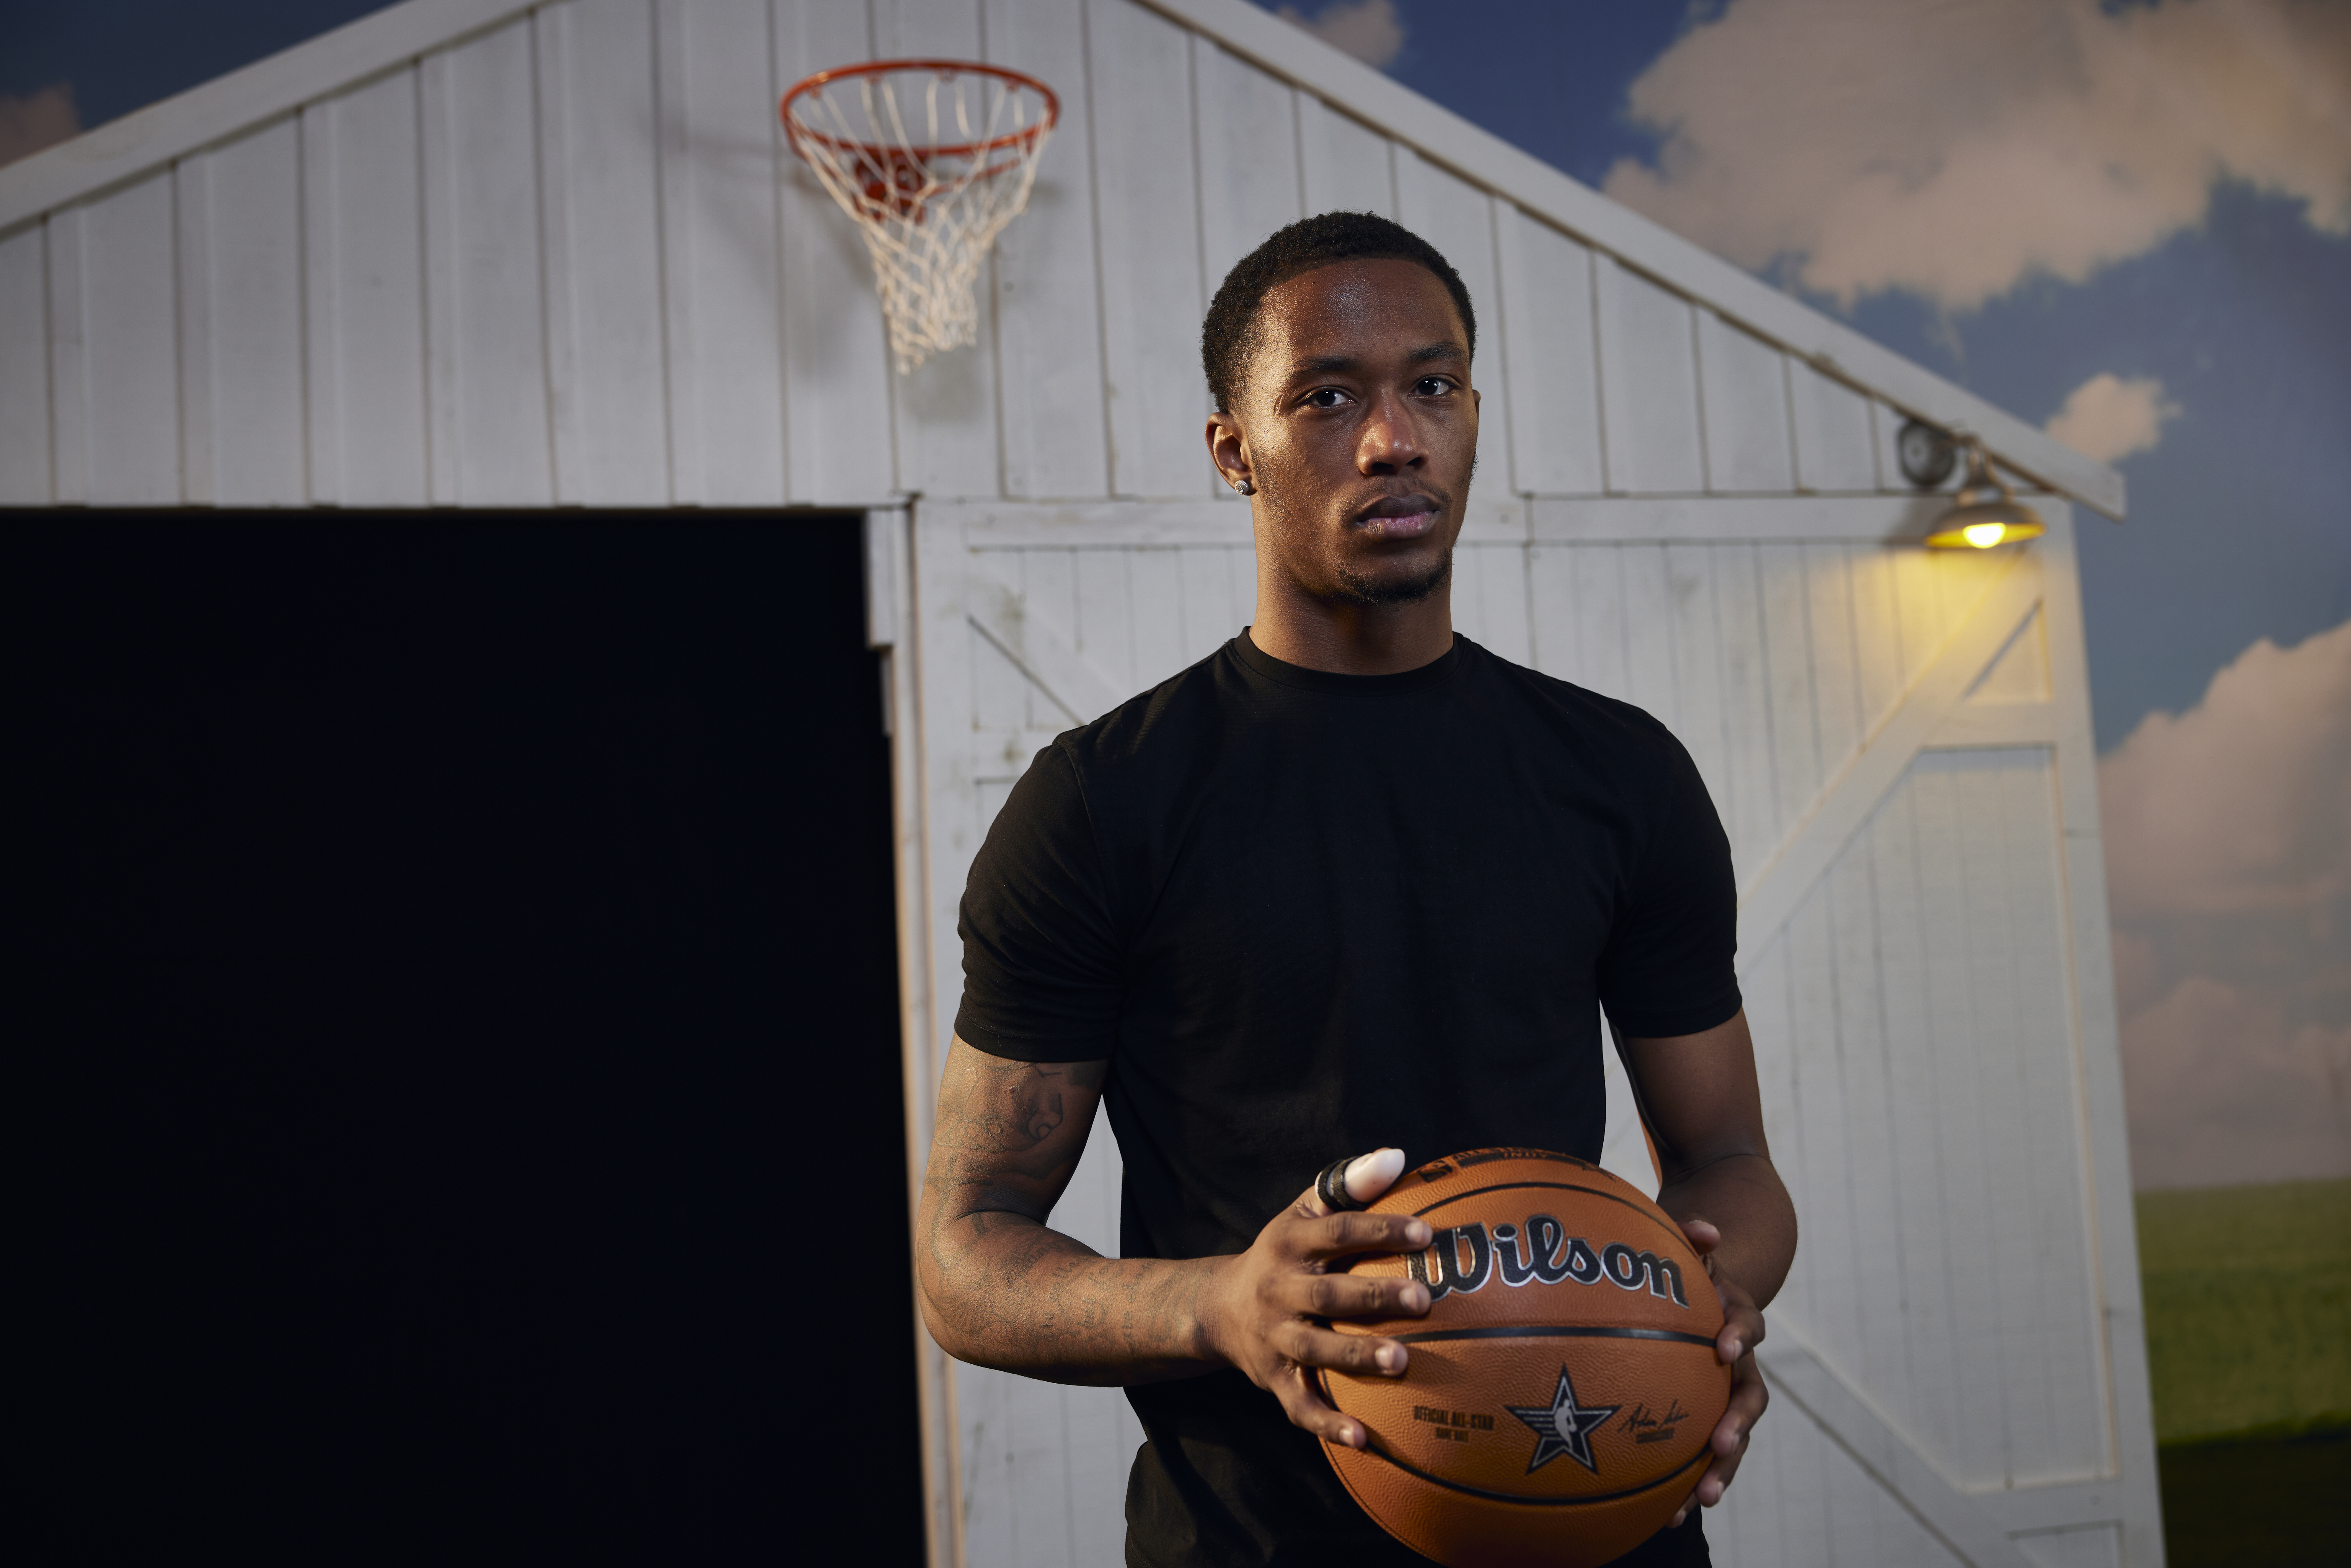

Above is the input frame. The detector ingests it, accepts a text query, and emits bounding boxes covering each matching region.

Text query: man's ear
[1206,413,1253,495]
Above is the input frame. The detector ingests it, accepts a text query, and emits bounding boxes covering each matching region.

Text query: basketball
[1320,1149,1731,1568]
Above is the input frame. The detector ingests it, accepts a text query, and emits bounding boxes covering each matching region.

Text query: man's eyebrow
[1287,342,1466,378]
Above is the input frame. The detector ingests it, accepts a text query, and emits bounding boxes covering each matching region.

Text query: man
[917,212,1798,1566]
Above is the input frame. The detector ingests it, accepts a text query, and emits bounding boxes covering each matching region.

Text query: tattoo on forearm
[983,1065,1065,1149]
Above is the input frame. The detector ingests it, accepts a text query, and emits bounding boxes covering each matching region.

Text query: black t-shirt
[954,630,1740,1566]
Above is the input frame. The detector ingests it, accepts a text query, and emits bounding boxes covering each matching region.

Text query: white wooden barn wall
[7,0,2013,517]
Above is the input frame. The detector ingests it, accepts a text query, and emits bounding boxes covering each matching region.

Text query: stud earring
[1232,477,1254,496]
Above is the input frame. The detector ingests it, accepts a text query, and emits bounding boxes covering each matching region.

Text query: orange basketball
[1319,1149,1730,1568]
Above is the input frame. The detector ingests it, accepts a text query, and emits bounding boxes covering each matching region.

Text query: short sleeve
[1595,736,1742,1039]
[953,744,1124,1061]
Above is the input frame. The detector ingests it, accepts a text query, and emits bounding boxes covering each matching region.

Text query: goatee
[1333,550,1453,607]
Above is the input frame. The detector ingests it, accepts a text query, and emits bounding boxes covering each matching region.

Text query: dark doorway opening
[12,513,921,1560]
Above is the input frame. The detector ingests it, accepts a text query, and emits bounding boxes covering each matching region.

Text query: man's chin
[1332,550,1453,608]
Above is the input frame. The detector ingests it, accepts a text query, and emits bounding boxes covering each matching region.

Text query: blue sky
[3,0,2344,750]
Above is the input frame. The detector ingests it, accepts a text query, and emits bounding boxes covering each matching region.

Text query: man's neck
[1247,579,1456,676]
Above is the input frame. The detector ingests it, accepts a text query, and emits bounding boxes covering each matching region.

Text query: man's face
[1227,259,1478,607]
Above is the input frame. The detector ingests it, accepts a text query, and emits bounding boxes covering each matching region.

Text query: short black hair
[1201,211,1476,414]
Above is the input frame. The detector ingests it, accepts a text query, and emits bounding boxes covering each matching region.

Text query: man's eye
[1305,388,1352,409]
[1414,377,1454,397]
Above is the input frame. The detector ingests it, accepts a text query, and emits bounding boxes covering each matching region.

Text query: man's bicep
[928,1034,1109,1224]
[1619,1009,1771,1174]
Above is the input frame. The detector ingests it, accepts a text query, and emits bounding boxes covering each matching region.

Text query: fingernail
[1723,1337,1742,1360]
[1404,1221,1431,1246]
[1405,1283,1430,1311]
[1376,1345,1403,1372]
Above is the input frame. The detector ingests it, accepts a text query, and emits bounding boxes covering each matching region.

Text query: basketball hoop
[783,60,1058,374]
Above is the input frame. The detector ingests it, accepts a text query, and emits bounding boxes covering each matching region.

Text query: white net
[783,62,1057,374]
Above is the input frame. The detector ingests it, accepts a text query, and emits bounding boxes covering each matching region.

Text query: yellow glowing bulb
[1961,521,2007,548]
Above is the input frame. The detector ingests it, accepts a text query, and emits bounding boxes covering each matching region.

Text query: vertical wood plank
[1021,547,1078,730]
[1828,835,1911,1431]
[1295,93,1394,217]
[776,0,896,506]
[47,209,88,503]
[1618,543,1677,732]
[1194,36,1301,300]
[1392,155,1510,503]
[1449,540,1492,648]
[418,49,462,503]
[1594,256,1703,494]
[1128,549,1188,687]
[1089,0,1207,499]
[1494,206,1603,496]
[432,18,556,505]
[174,152,217,505]
[299,98,342,504]
[1570,544,1629,700]
[1867,780,1965,1474]
[0,223,51,504]
[1911,754,2005,1486]
[75,173,181,504]
[1788,360,1875,492]
[989,0,1110,501]
[1178,544,1238,660]
[1804,544,1863,777]
[539,0,670,506]
[1712,543,1776,886]
[2000,752,2108,1478]
[1785,893,1864,1382]
[671,0,787,504]
[1696,310,1793,493]
[1664,543,1731,827]
[313,67,434,506]
[882,0,999,499]
[653,0,707,504]
[1073,548,1136,696]
[191,118,306,506]
[1755,542,1819,849]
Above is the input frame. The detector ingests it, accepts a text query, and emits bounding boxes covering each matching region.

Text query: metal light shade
[1927,440,2045,549]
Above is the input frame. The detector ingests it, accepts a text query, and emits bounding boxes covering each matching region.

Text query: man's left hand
[1670,1216,1768,1528]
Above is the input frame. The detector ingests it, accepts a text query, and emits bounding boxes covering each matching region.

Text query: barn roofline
[0,0,2125,519]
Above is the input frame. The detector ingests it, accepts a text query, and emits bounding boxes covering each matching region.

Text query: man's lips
[1352,497,1441,541]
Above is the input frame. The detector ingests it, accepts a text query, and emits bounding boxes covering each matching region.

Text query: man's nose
[1356,391,1426,476]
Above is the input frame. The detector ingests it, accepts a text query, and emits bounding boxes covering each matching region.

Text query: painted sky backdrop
[3,0,2345,1188]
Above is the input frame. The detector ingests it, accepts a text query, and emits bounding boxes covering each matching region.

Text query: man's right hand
[1196,1148,1435,1449]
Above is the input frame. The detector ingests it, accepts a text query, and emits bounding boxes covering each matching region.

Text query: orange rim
[781,58,1059,166]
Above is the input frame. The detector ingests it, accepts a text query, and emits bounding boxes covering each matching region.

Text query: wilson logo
[1404,1216,1690,1307]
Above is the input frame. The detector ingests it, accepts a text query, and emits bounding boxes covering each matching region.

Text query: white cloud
[2045,373,2181,464]
[0,84,79,169]
[2101,619,2351,921]
[2099,619,2351,1187]
[1277,0,1407,70]
[1602,0,2351,312]
[2121,976,2350,1188]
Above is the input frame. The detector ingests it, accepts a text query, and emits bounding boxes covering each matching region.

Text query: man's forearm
[1656,1151,1796,1308]
[918,1211,1222,1386]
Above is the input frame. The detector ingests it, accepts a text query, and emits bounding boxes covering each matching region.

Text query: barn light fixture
[1925,438,2045,550]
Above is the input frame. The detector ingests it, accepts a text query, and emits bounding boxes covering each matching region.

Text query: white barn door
[892,501,2160,1568]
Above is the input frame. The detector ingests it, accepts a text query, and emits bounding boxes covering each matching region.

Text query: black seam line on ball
[1408,1180,1690,1243]
[1343,1434,1710,1507]
[1388,1325,1719,1348]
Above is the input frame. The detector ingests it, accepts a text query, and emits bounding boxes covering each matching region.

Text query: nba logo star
[1508,1366,1621,1475]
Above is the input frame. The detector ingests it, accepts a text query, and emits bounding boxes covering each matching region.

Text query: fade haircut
[1201,211,1477,414]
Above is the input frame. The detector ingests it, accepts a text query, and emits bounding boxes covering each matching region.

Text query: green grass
[2136,1178,2351,1443]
